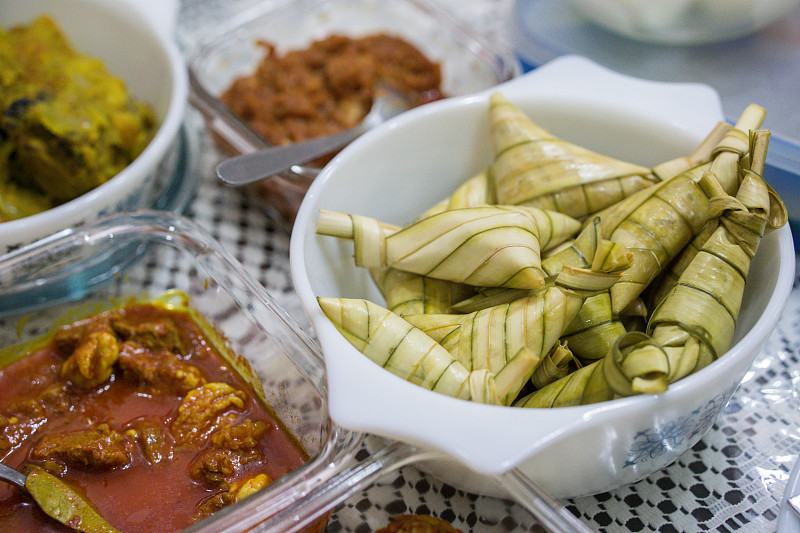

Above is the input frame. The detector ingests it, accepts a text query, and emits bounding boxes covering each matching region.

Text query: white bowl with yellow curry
[0,0,187,254]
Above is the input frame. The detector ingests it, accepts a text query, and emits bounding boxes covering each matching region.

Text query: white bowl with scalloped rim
[290,55,795,499]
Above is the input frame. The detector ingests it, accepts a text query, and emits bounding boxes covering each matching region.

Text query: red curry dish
[0,303,307,532]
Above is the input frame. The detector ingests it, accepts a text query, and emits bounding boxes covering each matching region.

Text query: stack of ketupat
[315,93,788,408]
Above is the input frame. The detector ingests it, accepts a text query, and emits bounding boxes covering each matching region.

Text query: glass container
[184,0,521,222]
[0,211,359,532]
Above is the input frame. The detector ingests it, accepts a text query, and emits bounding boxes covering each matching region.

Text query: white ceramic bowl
[567,0,800,45]
[290,55,795,499]
[0,0,187,254]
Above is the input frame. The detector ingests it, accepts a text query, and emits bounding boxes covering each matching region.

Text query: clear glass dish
[0,211,366,533]
[184,0,521,222]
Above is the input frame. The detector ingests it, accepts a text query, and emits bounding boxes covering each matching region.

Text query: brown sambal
[220,33,444,148]
[0,302,307,532]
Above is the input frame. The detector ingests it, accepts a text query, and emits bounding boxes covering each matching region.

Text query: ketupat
[634,131,786,383]
[422,101,730,224]
[317,296,474,400]
[559,292,624,362]
[314,94,785,409]
[369,267,472,316]
[488,93,656,219]
[317,297,538,405]
[316,209,473,315]
[405,262,627,404]
[540,218,631,361]
[514,332,671,407]
[317,216,630,405]
[316,205,581,289]
[317,210,628,405]
[597,163,711,314]
[645,124,785,310]
[384,205,578,290]
[597,104,766,314]
[450,219,630,362]
[314,210,471,315]
[567,120,734,233]
[516,130,787,407]
[531,341,580,390]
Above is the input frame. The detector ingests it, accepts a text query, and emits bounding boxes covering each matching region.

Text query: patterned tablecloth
[176,1,800,531]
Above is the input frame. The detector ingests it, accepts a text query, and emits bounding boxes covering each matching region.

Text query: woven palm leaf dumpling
[314,93,787,409]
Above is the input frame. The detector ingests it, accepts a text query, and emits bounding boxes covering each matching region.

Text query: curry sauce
[0,303,307,532]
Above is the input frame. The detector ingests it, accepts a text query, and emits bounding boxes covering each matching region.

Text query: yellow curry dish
[0,16,156,222]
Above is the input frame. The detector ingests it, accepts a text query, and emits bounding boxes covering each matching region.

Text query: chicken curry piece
[0,303,307,532]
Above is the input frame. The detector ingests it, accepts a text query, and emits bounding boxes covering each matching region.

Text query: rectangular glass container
[0,211,364,533]
[184,0,521,222]
[188,0,519,102]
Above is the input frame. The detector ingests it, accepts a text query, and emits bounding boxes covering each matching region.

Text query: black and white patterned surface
[175,2,800,531]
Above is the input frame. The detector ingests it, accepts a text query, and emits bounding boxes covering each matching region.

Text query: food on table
[220,33,443,149]
[315,94,787,408]
[489,93,655,219]
[403,234,629,387]
[531,341,579,390]
[450,217,630,362]
[319,210,631,406]
[0,301,307,532]
[422,93,730,222]
[369,265,473,317]
[315,205,581,290]
[318,296,541,405]
[519,148,779,407]
[632,132,784,381]
[217,33,444,222]
[316,212,474,316]
[377,513,464,533]
[0,16,156,222]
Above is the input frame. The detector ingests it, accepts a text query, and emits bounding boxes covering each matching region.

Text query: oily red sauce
[220,33,444,148]
[0,303,307,532]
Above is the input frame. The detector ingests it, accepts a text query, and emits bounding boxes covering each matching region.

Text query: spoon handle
[215,126,361,186]
[188,68,268,155]
[0,462,27,490]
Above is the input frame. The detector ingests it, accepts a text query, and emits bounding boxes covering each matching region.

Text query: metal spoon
[214,86,410,186]
[188,66,320,191]
[0,462,120,532]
